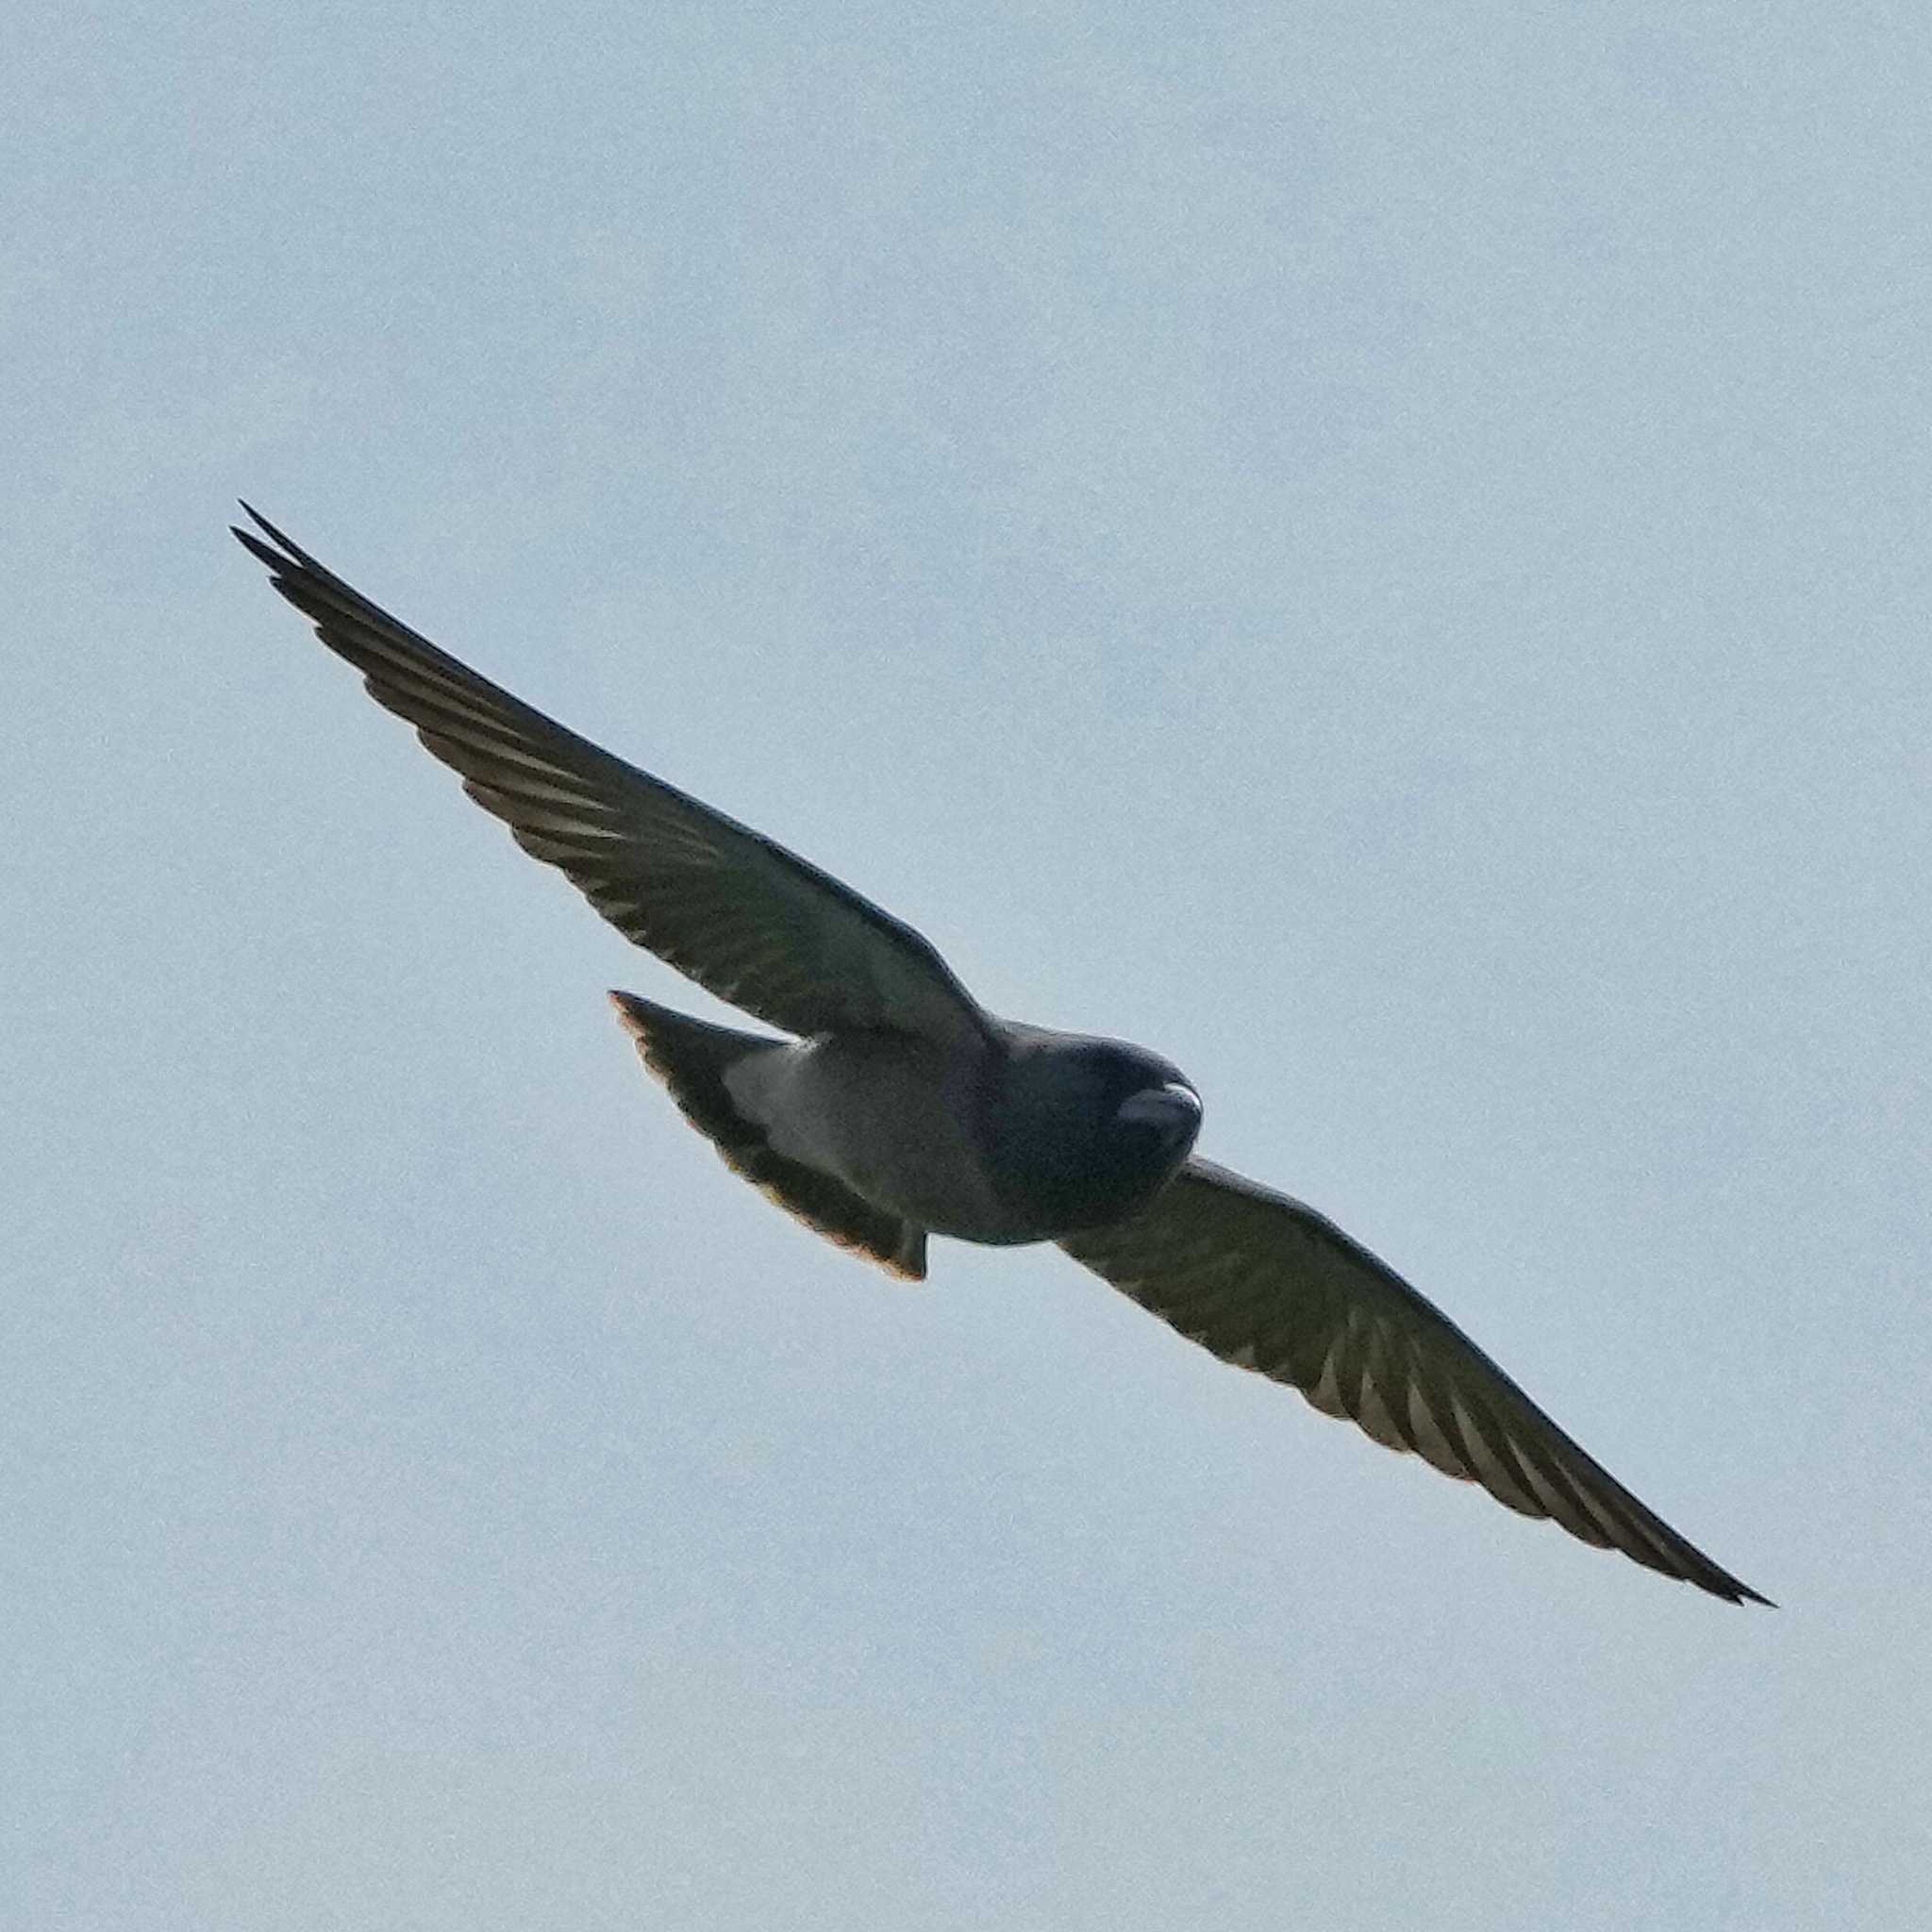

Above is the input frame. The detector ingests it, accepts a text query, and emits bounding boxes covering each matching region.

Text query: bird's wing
[234,508,989,1048]
[1059,1158,1768,1605]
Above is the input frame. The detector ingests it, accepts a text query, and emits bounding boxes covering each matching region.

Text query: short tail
[608,991,927,1280]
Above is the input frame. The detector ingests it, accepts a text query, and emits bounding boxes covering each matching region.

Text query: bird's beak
[1114,1081,1203,1141]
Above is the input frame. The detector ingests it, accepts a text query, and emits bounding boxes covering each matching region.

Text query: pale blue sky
[7,6,1929,1927]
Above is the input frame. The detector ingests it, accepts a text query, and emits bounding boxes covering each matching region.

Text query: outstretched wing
[1060,1158,1768,1605]
[235,508,989,1047]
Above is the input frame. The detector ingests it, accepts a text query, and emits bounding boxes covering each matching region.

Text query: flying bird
[234,506,1769,1607]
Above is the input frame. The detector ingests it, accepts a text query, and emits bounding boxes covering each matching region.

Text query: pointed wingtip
[231,525,279,570]
[230,502,316,568]
[231,501,292,572]
[608,990,649,1038]
[1692,1562,1774,1608]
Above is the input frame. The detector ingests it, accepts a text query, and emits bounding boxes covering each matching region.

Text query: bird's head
[987,1028,1202,1236]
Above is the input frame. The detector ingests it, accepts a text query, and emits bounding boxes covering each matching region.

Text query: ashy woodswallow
[235,507,1769,1607]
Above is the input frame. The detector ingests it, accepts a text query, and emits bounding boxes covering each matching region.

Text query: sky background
[6,5,1929,1927]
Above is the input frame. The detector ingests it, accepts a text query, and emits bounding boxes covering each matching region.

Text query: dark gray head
[983,1027,1202,1238]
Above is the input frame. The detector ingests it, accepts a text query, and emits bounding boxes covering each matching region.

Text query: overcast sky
[7,6,1929,1927]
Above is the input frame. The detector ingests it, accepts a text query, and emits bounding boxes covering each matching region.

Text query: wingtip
[231,502,314,572]
[1687,1560,1774,1608]
[232,500,290,566]
[608,990,649,1038]
[231,525,281,570]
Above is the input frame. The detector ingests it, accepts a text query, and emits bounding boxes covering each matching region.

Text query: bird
[234,504,1770,1607]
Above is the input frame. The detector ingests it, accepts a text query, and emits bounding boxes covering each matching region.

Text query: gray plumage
[234,506,1770,1608]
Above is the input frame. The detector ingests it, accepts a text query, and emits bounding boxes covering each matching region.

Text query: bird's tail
[608,991,927,1280]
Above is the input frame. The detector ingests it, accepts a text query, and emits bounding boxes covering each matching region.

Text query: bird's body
[716,1022,1197,1245]
[611,993,1202,1271]
[725,1026,1005,1234]
[236,507,1770,1607]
